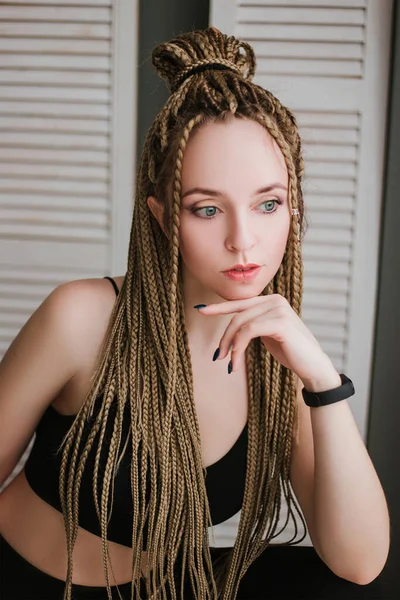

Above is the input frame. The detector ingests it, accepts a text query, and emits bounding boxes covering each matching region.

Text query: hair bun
[152,26,256,93]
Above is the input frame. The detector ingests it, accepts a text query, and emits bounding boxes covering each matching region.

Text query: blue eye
[260,199,281,213]
[195,206,218,218]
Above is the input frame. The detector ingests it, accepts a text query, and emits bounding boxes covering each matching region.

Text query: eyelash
[191,199,283,220]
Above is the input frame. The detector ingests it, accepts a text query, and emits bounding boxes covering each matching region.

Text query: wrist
[301,370,342,393]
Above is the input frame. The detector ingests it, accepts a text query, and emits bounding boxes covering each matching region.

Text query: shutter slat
[304,195,354,212]
[249,40,363,60]
[0,296,53,313]
[303,243,352,261]
[0,193,108,212]
[0,177,108,195]
[301,127,359,144]
[0,69,110,87]
[0,148,108,165]
[303,290,348,309]
[0,267,97,284]
[305,260,351,277]
[0,163,107,180]
[304,274,349,294]
[0,22,110,38]
[302,306,347,326]
[0,283,56,299]
[0,54,110,70]
[0,38,110,53]
[1,86,110,102]
[0,224,108,241]
[1,208,108,228]
[237,6,365,25]
[0,239,108,270]
[7,0,112,5]
[0,311,28,326]
[307,210,353,228]
[265,78,361,111]
[305,178,356,195]
[305,227,353,245]
[296,111,359,128]
[257,57,362,78]
[237,23,364,42]
[0,326,24,341]
[0,100,109,118]
[1,132,108,149]
[306,161,357,178]
[306,322,347,341]
[304,145,358,162]
[239,0,366,6]
[0,6,110,22]
[0,116,109,134]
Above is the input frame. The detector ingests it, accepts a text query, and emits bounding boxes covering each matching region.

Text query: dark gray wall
[136,0,210,158]
[367,0,400,593]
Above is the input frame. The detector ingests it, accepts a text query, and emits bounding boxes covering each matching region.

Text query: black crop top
[24,277,248,548]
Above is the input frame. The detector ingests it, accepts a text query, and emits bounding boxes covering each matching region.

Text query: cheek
[274,220,290,250]
[262,217,291,267]
[179,220,214,266]
[261,212,290,242]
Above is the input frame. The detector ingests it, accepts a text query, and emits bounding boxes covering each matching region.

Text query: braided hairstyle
[58,26,308,600]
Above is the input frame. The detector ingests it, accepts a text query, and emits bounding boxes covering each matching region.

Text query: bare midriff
[0,469,148,586]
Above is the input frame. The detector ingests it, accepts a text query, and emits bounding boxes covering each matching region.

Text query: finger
[197,294,281,316]
[217,304,268,360]
[218,303,289,360]
[230,316,283,372]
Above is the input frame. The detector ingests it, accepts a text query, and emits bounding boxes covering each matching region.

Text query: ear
[147,196,167,236]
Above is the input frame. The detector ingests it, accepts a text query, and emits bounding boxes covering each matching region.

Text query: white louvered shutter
[0,0,137,359]
[209,0,393,547]
[0,0,137,488]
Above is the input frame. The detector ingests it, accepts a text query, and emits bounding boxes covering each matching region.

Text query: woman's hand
[195,294,341,392]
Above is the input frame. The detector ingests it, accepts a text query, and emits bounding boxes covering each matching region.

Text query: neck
[181,268,232,352]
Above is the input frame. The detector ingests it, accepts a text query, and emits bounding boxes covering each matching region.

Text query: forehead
[180,117,288,190]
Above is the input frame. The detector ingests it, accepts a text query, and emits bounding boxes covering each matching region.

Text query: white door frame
[110,0,139,274]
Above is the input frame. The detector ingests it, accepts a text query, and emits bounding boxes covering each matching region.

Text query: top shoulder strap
[103,276,119,297]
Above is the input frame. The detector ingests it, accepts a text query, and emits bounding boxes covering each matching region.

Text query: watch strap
[302,373,355,407]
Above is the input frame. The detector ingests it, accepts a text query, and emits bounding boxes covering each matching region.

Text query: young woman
[0,27,390,600]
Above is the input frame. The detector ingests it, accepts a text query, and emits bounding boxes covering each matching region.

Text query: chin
[216,283,268,302]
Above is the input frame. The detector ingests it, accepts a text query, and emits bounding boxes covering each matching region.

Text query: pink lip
[222,266,261,282]
[223,263,260,271]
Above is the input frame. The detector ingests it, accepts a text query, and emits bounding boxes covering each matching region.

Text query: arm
[290,371,390,586]
[0,282,91,488]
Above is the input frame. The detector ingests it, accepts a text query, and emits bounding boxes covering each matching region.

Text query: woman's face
[176,116,291,301]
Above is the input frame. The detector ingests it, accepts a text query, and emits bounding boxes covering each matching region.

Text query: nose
[225,211,257,253]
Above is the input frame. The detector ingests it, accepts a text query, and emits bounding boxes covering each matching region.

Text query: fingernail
[193,304,207,309]
[212,348,220,361]
[228,360,233,374]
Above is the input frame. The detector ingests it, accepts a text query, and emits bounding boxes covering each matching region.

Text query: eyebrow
[181,183,288,200]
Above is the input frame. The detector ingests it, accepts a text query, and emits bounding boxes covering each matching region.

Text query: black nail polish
[228,360,233,374]
[193,304,207,309]
[212,348,220,361]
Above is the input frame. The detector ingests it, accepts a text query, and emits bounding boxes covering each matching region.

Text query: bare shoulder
[39,276,122,360]
[56,274,124,309]
[53,276,124,348]
[0,275,124,484]
[50,275,125,413]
